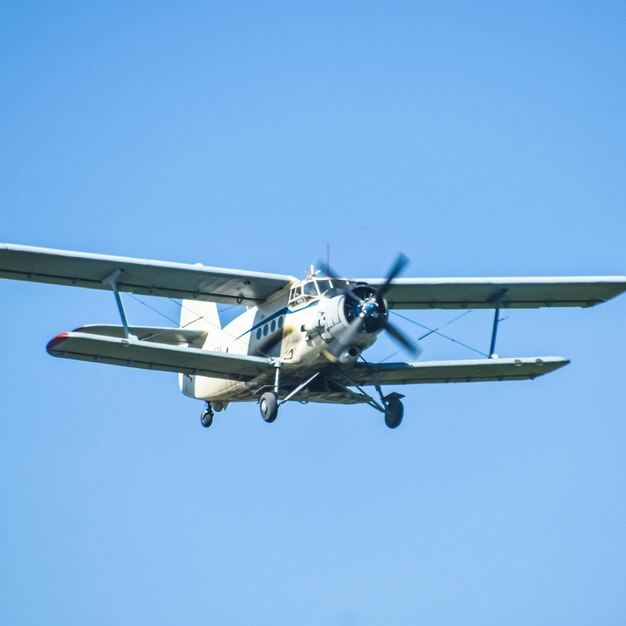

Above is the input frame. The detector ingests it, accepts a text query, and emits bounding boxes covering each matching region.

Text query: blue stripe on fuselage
[235,300,318,340]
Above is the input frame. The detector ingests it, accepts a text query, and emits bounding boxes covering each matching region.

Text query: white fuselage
[180,277,381,406]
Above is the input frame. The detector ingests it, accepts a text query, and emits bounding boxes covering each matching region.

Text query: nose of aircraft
[320,254,420,357]
[362,299,379,316]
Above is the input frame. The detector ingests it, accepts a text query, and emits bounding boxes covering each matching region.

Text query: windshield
[316,279,332,295]
[303,281,319,297]
[289,278,352,305]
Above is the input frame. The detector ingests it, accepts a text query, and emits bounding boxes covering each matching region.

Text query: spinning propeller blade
[328,315,365,359]
[320,254,421,359]
[382,318,420,356]
[320,261,344,285]
[379,253,409,297]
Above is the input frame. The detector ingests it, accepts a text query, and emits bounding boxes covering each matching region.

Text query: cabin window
[278,316,284,328]
[270,320,276,332]
[263,324,269,336]
[256,328,262,340]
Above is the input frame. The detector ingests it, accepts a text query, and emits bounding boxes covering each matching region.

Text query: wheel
[200,409,214,428]
[259,391,279,423]
[384,398,404,429]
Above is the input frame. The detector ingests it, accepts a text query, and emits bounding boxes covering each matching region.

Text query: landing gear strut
[325,373,407,429]
[258,363,282,423]
[200,402,214,428]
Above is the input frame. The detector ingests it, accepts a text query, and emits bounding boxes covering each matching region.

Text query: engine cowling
[318,254,419,360]
[315,284,388,362]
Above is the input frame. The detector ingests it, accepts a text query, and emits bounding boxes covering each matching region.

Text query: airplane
[1,243,625,429]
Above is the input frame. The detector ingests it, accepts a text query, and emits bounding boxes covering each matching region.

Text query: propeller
[378,253,409,297]
[320,254,421,360]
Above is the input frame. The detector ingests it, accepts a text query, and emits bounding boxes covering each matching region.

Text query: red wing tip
[47,332,71,351]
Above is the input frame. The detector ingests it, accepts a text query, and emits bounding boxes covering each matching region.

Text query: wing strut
[489,308,502,358]
[103,270,133,339]
[488,290,507,358]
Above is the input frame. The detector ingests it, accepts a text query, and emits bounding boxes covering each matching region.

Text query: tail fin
[179,299,223,350]
[179,299,225,397]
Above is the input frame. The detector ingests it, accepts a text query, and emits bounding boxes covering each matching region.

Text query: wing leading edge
[359,276,626,309]
[0,244,296,305]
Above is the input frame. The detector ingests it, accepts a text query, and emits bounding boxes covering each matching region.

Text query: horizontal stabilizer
[348,356,570,386]
[47,332,274,381]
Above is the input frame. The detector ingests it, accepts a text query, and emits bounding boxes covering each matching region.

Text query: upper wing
[344,356,569,386]
[47,331,274,380]
[0,244,296,305]
[357,277,626,309]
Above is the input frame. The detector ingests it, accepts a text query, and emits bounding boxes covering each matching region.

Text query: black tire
[200,410,213,428]
[384,398,404,429]
[259,391,279,423]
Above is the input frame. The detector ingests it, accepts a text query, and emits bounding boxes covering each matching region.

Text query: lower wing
[47,331,273,381]
[343,357,569,386]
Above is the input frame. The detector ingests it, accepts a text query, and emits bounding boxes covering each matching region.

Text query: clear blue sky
[1,2,625,624]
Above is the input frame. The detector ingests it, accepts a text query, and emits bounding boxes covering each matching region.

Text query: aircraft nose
[363,300,378,316]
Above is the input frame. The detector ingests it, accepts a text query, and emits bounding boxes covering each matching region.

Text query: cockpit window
[317,279,332,295]
[290,277,345,306]
[303,281,319,297]
[288,285,304,306]
[333,279,351,289]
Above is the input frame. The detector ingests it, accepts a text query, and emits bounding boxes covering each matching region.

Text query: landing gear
[200,402,214,428]
[259,363,281,423]
[384,397,404,429]
[259,391,279,423]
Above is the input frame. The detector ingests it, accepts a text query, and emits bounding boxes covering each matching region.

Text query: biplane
[1,243,624,429]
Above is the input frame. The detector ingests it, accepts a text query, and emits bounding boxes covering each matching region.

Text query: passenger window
[263,324,269,336]
[270,320,276,332]
[256,328,262,340]
[278,316,284,328]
